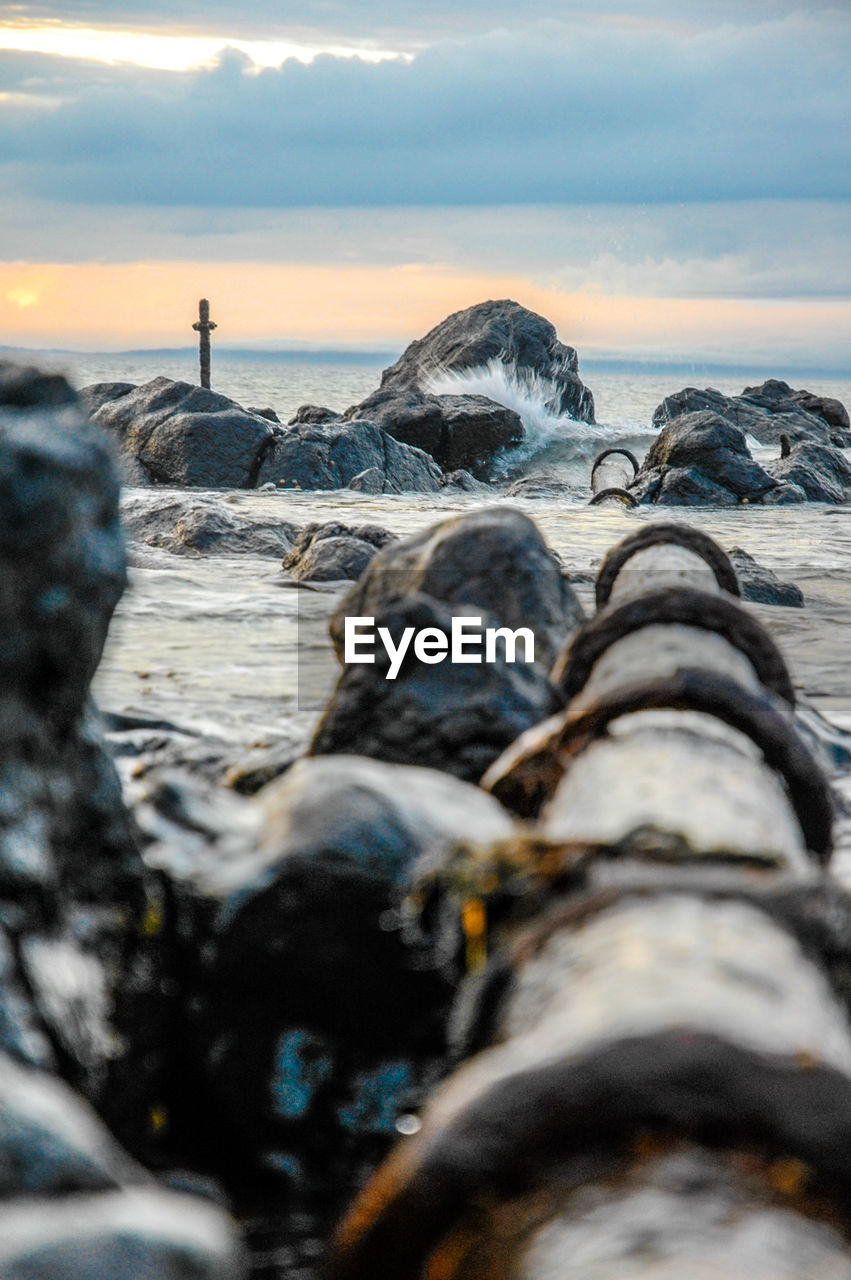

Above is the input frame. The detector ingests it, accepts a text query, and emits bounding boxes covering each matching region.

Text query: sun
[6,286,39,309]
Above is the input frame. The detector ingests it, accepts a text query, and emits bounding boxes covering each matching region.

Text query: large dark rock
[255,418,443,493]
[764,440,851,504]
[330,507,584,671]
[282,522,395,582]
[172,757,514,1195]
[653,380,850,448]
[122,494,299,559]
[88,377,278,488]
[312,593,561,783]
[631,411,777,506]
[347,387,524,476]
[372,298,595,421]
[344,300,595,477]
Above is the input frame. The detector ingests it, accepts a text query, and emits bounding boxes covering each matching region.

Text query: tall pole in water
[192,298,217,389]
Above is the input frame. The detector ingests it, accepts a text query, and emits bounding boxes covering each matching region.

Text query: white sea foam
[423,358,642,480]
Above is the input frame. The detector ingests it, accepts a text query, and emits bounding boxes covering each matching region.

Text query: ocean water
[33,346,846,860]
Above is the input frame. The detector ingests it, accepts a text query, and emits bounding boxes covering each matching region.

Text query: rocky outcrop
[630,411,777,506]
[256,417,444,492]
[85,377,443,493]
[347,387,524,476]
[763,439,851,504]
[653,379,850,448]
[344,300,595,477]
[123,494,299,558]
[282,521,395,582]
[371,299,595,421]
[330,507,584,671]
[88,377,277,488]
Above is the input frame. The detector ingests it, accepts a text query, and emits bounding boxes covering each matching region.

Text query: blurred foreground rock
[0,361,246,1277]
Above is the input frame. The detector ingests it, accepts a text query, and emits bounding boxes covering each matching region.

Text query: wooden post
[192,298,217,389]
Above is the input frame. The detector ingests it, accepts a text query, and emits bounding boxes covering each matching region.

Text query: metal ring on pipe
[588,486,638,508]
[596,523,740,608]
[553,587,795,706]
[590,446,639,488]
[552,671,832,860]
[326,1031,851,1280]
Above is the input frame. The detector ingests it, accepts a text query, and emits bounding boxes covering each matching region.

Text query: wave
[423,358,652,481]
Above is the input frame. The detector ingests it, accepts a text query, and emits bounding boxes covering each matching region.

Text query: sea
[16,346,851,863]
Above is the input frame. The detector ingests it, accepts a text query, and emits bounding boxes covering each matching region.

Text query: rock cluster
[345,299,594,476]
[627,383,851,506]
[653,378,850,448]
[86,378,444,494]
[82,301,595,490]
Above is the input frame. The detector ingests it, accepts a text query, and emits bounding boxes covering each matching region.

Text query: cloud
[1,196,848,302]
[0,12,849,208]
[0,0,843,46]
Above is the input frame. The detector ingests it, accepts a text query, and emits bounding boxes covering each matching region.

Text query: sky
[0,1,849,368]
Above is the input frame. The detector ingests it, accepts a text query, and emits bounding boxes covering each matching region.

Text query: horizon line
[1,343,849,380]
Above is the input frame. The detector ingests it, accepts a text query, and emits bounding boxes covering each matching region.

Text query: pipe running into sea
[325,522,851,1280]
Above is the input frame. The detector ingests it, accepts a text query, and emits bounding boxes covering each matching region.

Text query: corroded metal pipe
[325,522,847,1280]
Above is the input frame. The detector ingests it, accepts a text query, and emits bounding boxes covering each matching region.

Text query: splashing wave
[423,358,649,481]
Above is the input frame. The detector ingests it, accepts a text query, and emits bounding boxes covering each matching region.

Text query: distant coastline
[2,343,850,381]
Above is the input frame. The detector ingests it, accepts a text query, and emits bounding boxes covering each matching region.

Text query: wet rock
[188,755,514,1189]
[78,382,136,416]
[282,522,395,582]
[632,411,777,505]
[439,468,489,493]
[0,1187,246,1279]
[330,507,584,670]
[742,378,850,438]
[347,387,523,476]
[763,440,851,504]
[255,418,443,493]
[88,377,277,488]
[369,298,595,422]
[312,592,561,783]
[761,481,808,505]
[728,547,804,607]
[246,406,280,423]
[347,467,384,492]
[122,494,299,559]
[652,380,850,448]
[505,474,578,500]
[288,404,341,425]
